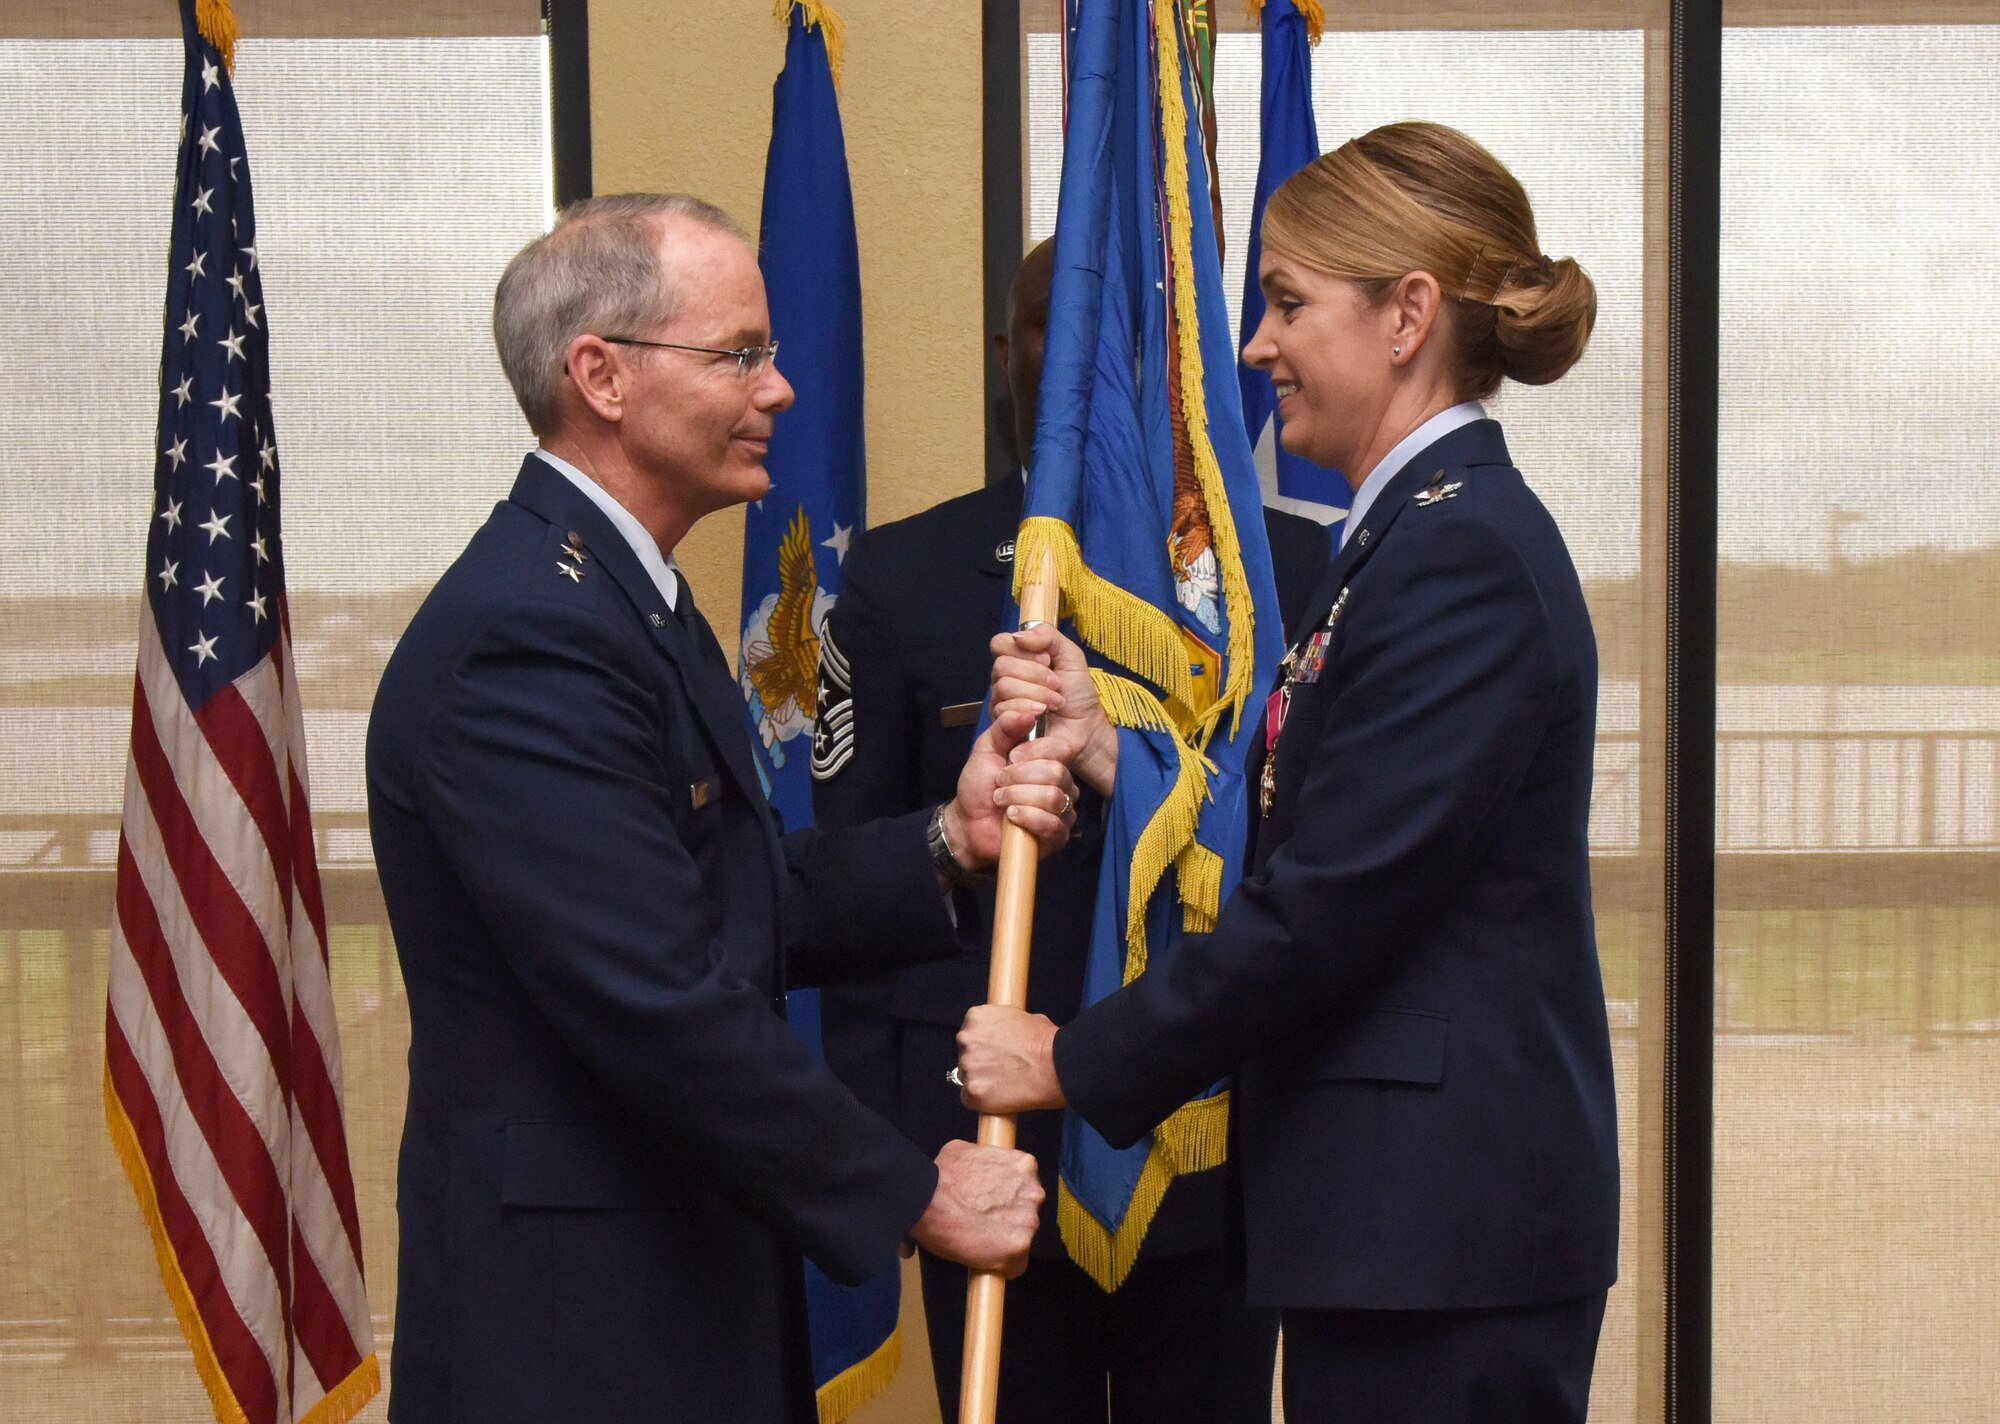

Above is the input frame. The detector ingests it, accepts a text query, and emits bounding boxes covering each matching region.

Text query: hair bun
[1492,255,1595,386]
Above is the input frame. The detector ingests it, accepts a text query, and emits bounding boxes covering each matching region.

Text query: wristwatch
[926,804,987,889]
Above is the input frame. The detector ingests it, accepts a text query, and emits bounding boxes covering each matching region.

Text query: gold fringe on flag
[1244,0,1326,44]
[814,1325,901,1424]
[105,1069,383,1424]
[775,0,849,90]
[197,0,239,72]
[1057,1092,1231,1290]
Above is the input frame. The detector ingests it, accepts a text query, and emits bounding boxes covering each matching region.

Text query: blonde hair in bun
[1262,121,1596,399]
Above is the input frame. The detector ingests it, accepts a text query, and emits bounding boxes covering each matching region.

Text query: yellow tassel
[299,1356,384,1424]
[1152,0,1259,744]
[1176,839,1223,933]
[1156,1090,1231,1173]
[105,1067,257,1424]
[814,1325,900,1424]
[1056,1093,1231,1292]
[776,0,849,90]
[1246,0,1325,43]
[196,0,239,73]
[1016,518,1201,714]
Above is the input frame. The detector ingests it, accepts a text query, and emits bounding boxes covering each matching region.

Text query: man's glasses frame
[601,336,780,378]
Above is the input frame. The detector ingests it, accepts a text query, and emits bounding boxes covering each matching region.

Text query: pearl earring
[1392,345,1403,357]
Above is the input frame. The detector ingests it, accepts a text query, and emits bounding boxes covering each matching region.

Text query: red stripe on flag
[130,677,295,1097]
[289,763,332,962]
[291,1221,367,1393]
[107,1013,282,1424]
[283,746,366,1265]
[116,837,297,1326]
[195,680,295,915]
[289,1001,366,1266]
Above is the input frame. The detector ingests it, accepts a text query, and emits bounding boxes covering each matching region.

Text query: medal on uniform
[1261,589,1349,815]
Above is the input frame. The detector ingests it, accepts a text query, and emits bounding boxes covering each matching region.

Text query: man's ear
[565,333,626,424]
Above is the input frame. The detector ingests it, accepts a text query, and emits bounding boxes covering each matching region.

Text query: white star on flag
[243,302,261,329]
[226,267,246,301]
[188,631,220,666]
[247,591,268,622]
[205,452,238,483]
[193,186,214,218]
[195,570,225,606]
[252,534,270,565]
[158,558,179,590]
[218,330,246,363]
[821,522,853,565]
[160,498,183,529]
[180,312,200,342]
[198,510,232,543]
[165,438,188,471]
[197,124,221,158]
[174,375,193,407]
[210,388,243,422]
[186,250,207,281]
[200,57,219,91]
[258,438,277,471]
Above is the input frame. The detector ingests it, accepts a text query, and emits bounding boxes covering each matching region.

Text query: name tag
[939,700,983,729]
[689,776,720,810]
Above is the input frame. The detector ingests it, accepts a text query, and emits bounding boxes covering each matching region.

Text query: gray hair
[492,193,748,434]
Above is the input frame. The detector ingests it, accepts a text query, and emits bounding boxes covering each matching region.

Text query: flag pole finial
[775,0,849,90]
[196,0,239,71]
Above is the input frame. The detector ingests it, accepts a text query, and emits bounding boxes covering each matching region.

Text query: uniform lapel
[507,457,772,825]
[1290,419,1515,640]
[975,473,1027,584]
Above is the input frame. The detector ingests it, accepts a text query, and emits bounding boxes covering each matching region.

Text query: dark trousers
[919,1246,1279,1424]
[1280,1292,1608,1424]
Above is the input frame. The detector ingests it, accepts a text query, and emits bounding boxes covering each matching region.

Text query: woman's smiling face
[1241,248,1399,483]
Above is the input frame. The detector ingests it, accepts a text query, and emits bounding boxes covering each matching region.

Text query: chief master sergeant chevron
[365,194,1077,1424]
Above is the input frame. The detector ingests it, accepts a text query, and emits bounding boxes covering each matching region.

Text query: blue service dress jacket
[366,457,962,1424]
[1053,419,1621,1311]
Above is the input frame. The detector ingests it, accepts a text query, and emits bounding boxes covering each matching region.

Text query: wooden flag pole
[958,550,1060,1424]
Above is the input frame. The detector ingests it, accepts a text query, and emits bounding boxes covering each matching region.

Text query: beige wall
[591,0,991,652]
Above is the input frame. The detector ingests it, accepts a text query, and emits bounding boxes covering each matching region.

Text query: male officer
[808,240,1331,1423]
[366,195,1076,1424]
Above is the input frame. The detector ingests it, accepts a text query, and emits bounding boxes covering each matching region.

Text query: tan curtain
[0,15,548,1421]
[1713,17,2000,1422]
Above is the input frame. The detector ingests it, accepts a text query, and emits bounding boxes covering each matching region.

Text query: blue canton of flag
[734,7,898,1421]
[1015,0,1286,1291]
[1237,0,1351,528]
[150,49,286,699]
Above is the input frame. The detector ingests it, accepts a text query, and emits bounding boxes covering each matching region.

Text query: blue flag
[1015,0,1285,1291]
[735,6,898,1418]
[1237,0,1350,527]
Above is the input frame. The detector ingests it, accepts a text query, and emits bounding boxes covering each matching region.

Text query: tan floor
[2,1037,1993,1423]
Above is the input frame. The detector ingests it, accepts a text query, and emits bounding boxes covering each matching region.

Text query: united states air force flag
[1013,0,1285,1291]
[1237,0,1350,528]
[734,6,898,1420]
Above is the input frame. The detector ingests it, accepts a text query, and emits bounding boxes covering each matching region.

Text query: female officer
[956,121,1618,1424]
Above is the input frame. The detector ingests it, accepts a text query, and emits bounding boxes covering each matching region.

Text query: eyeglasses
[601,336,780,379]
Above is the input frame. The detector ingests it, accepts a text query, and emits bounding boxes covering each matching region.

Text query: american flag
[102,5,379,1423]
